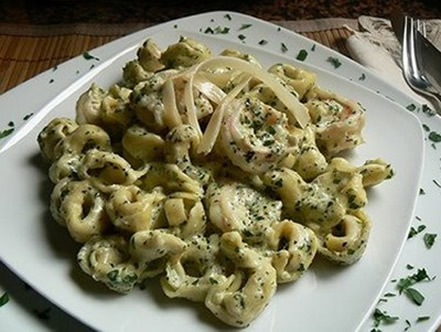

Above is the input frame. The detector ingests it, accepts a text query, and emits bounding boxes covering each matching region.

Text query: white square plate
[0,12,426,332]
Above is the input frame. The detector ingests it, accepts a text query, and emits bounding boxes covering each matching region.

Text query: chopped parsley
[433,179,441,188]
[327,56,342,68]
[277,27,281,32]
[281,42,288,53]
[296,49,308,61]
[428,131,441,143]
[372,308,399,328]
[358,73,366,81]
[52,65,58,71]
[311,44,316,51]
[258,39,268,46]
[406,103,417,111]
[416,316,430,322]
[173,24,178,29]
[422,124,430,132]
[238,34,246,41]
[404,319,412,331]
[8,121,14,127]
[422,104,436,116]
[405,288,425,305]
[83,52,100,61]
[224,14,232,21]
[0,127,14,139]
[204,26,230,34]
[23,113,33,121]
[397,268,433,306]
[419,188,425,195]
[408,225,426,239]
[209,277,218,285]
[406,264,414,270]
[0,292,9,307]
[238,23,252,31]
[49,79,54,84]
[423,233,437,249]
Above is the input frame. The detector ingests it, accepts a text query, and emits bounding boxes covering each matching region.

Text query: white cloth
[346,16,441,106]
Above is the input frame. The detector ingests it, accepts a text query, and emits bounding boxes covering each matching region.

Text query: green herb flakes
[423,233,437,249]
[311,44,316,51]
[205,26,230,34]
[8,121,14,127]
[422,124,430,132]
[224,14,232,21]
[238,23,252,31]
[422,104,436,116]
[428,131,441,143]
[296,49,308,61]
[281,42,288,53]
[408,225,426,239]
[419,188,425,195]
[372,308,399,328]
[83,52,100,61]
[406,103,417,111]
[433,179,441,188]
[258,39,268,46]
[405,288,425,305]
[327,56,342,68]
[416,316,430,322]
[23,113,34,121]
[238,34,246,41]
[0,293,9,307]
[0,127,14,139]
[49,79,54,84]
[406,264,414,270]
[359,73,366,81]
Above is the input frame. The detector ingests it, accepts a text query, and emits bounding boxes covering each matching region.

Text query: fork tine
[402,16,419,79]
[416,19,427,38]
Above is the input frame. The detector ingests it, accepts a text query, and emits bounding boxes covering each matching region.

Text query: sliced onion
[162,79,182,129]
[182,56,310,129]
[193,75,226,104]
[197,74,251,155]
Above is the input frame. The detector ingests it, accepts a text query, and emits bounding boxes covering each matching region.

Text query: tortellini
[37,37,394,328]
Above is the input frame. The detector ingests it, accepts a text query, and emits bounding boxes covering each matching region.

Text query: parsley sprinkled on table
[372,308,399,329]
[428,131,441,143]
[0,127,14,139]
[281,42,288,53]
[408,225,426,239]
[23,113,33,121]
[406,103,417,111]
[83,52,100,61]
[423,233,437,249]
[327,56,342,68]
[0,292,9,307]
[238,23,252,31]
[296,49,308,61]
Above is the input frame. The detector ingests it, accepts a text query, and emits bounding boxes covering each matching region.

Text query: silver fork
[402,16,441,115]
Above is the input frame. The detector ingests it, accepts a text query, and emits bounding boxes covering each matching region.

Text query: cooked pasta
[37,36,394,328]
